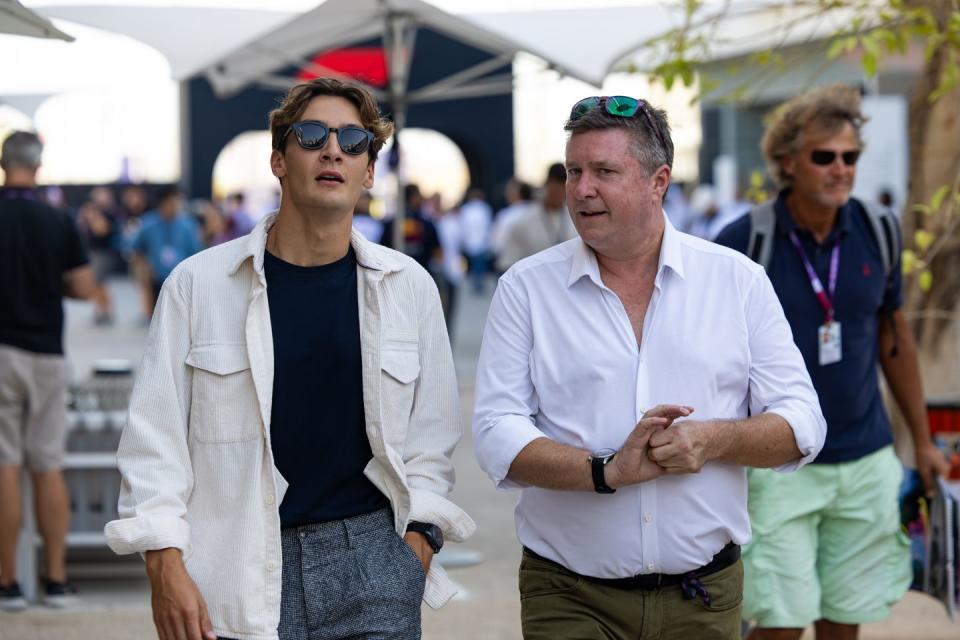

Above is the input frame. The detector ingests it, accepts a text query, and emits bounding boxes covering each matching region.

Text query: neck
[3,171,36,189]
[268,201,352,266]
[785,190,838,243]
[596,218,663,282]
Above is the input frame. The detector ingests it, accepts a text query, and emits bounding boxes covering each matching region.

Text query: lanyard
[788,231,840,322]
[1,187,36,201]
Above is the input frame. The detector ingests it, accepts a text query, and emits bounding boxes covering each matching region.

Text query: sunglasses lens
[338,127,372,155]
[605,96,639,117]
[571,97,602,120]
[295,122,329,149]
[841,150,860,166]
[810,150,835,165]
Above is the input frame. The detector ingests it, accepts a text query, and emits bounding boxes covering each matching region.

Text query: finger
[199,601,216,640]
[648,427,676,448]
[183,605,203,640]
[648,442,682,463]
[643,404,692,420]
[628,417,668,441]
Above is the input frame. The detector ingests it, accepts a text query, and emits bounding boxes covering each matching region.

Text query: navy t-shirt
[714,191,902,464]
[265,246,389,528]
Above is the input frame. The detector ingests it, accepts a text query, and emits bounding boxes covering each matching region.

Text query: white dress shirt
[105,214,475,640]
[459,199,492,254]
[473,215,825,578]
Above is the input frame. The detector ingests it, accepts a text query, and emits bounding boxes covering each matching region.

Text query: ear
[653,164,672,200]
[270,149,286,179]
[362,160,375,190]
[781,154,796,179]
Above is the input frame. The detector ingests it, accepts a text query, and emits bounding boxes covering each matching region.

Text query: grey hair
[1,131,43,171]
[563,100,674,175]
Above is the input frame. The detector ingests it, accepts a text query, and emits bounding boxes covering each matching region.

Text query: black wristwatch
[406,521,444,553]
[589,448,617,494]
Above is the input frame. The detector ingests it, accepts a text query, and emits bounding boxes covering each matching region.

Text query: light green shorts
[743,445,912,628]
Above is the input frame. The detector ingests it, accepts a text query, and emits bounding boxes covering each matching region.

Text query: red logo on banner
[297,48,388,87]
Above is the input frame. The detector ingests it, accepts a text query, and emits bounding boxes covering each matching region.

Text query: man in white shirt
[105,78,474,640]
[495,163,578,272]
[473,95,826,640]
[459,188,493,293]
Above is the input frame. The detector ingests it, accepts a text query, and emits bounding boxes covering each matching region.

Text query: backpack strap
[859,198,900,280]
[747,200,777,271]
[859,198,902,357]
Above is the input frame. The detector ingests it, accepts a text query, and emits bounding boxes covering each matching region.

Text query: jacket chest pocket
[186,344,261,443]
[380,334,421,444]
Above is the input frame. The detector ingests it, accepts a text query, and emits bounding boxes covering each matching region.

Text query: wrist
[145,548,183,573]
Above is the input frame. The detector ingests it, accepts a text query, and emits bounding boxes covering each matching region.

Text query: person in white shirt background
[105,77,473,640]
[495,162,577,272]
[458,188,493,294]
[472,94,826,640]
[489,178,535,272]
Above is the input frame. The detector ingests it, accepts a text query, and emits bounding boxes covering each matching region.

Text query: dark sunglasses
[810,149,860,166]
[569,95,668,154]
[282,120,374,156]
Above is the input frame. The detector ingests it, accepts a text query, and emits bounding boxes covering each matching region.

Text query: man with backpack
[715,84,949,640]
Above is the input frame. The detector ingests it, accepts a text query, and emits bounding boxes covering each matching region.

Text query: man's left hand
[403,531,434,575]
[647,420,716,474]
[916,442,951,497]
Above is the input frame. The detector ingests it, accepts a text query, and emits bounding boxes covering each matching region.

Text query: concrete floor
[1,276,957,639]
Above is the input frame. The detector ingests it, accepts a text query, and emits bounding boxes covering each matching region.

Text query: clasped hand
[605,404,714,488]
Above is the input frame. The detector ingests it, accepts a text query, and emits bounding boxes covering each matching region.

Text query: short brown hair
[563,99,674,176]
[268,77,394,163]
[762,84,866,188]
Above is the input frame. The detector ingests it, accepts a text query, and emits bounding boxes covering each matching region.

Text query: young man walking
[106,78,474,640]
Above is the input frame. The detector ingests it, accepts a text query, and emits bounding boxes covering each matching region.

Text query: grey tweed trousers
[224,507,425,640]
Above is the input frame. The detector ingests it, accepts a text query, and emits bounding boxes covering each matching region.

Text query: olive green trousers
[519,551,743,640]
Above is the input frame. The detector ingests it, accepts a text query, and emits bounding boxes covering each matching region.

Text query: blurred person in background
[382,183,442,272]
[76,196,119,325]
[130,186,202,316]
[0,131,94,610]
[459,187,493,294]
[490,178,535,274]
[118,185,154,319]
[223,192,255,241]
[351,190,383,243]
[496,163,576,272]
[432,195,465,336]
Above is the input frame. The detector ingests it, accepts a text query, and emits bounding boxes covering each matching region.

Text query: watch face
[591,448,616,460]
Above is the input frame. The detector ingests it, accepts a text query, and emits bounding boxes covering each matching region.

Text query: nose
[569,174,596,201]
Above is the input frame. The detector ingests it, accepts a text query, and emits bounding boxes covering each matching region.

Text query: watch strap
[591,452,616,494]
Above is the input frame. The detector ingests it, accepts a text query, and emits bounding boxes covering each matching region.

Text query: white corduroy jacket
[105,213,475,640]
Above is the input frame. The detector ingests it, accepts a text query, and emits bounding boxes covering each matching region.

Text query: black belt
[522,542,740,591]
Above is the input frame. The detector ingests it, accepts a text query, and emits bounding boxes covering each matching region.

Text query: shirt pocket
[185,344,261,444]
[380,331,421,446]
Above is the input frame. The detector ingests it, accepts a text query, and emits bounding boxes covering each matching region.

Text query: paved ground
[1,276,957,639]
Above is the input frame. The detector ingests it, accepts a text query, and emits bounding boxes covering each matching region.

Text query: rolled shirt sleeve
[473,275,548,490]
[745,269,827,470]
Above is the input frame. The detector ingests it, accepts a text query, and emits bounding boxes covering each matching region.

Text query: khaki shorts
[0,344,68,471]
[743,445,912,628]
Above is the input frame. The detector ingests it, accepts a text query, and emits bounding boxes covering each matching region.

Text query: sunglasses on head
[282,120,374,156]
[810,149,860,166]
[569,95,668,153]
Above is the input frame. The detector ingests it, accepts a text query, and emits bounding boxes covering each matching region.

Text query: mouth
[578,210,607,217]
[315,171,344,183]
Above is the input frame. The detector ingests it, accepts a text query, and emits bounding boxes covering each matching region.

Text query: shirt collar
[566,210,685,288]
[228,211,407,276]
[775,189,853,238]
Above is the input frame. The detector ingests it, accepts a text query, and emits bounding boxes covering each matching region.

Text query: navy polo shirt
[715,191,902,464]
